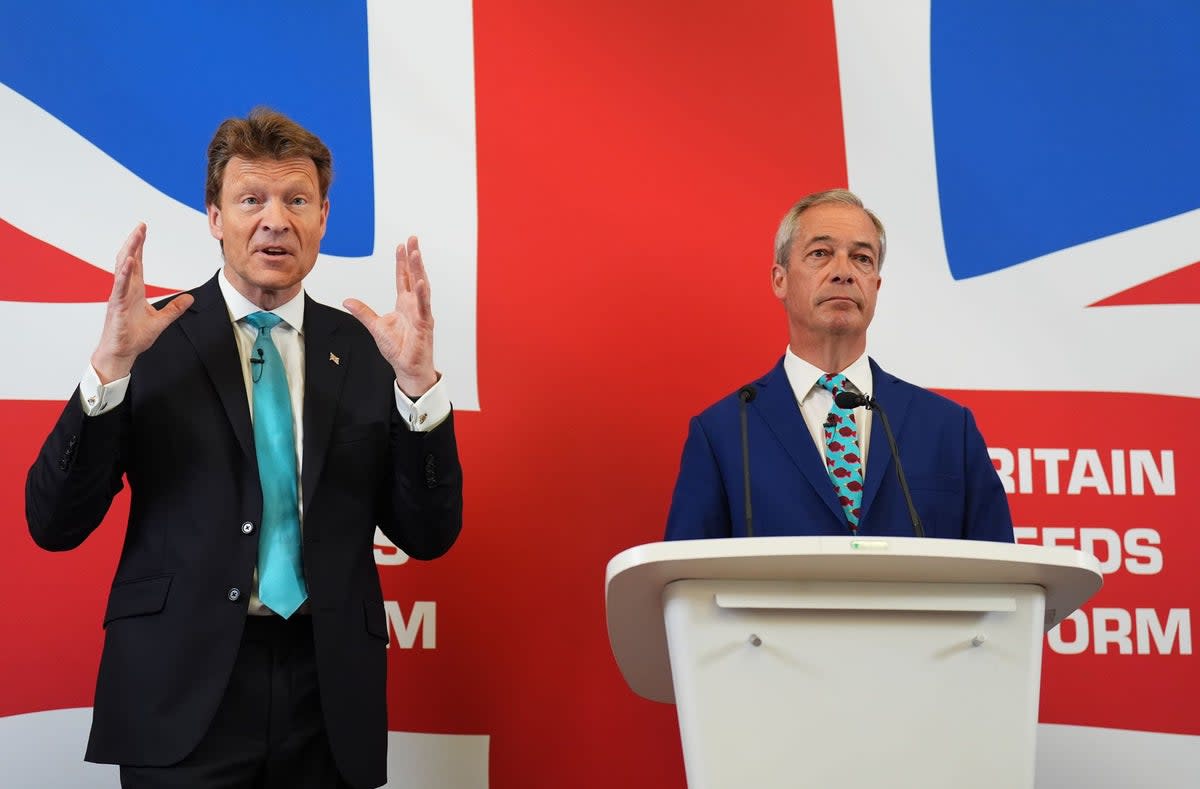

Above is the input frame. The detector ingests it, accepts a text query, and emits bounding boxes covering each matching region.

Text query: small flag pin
[329,353,340,365]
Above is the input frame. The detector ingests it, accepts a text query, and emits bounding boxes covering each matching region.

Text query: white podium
[605,537,1102,789]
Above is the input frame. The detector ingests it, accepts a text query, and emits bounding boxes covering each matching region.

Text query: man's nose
[260,200,291,232]
[829,251,856,281]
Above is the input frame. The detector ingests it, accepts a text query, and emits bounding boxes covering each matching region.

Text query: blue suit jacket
[665,358,1013,542]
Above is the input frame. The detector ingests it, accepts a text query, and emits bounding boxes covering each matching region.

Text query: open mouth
[257,246,292,257]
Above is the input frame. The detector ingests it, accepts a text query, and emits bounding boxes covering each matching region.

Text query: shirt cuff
[394,375,450,432]
[80,364,131,416]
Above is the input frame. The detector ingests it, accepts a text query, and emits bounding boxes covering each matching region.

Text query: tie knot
[817,373,851,396]
[245,311,283,333]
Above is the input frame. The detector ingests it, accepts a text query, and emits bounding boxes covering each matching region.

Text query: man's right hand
[90,224,195,384]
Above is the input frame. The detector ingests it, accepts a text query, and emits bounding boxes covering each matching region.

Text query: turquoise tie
[818,374,864,533]
[244,311,307,618]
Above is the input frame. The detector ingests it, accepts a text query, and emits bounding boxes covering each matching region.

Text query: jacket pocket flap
[104,575,172,627]
[331,422,386,446]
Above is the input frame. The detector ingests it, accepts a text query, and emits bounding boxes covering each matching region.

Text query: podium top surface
[604,536,1103,703]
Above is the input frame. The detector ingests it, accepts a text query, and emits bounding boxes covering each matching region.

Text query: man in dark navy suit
[665,189,1012,543]
[26,109,463,788]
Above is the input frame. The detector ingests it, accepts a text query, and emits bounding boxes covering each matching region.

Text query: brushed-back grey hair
[773,188,887,270]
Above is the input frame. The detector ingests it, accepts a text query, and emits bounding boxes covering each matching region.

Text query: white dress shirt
[78,270,452,614]
[781,348,874,475]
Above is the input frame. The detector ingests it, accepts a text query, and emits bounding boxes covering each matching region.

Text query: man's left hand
[344,236,438,398]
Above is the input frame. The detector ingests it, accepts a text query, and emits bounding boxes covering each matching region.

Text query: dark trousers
[120,615,352,789]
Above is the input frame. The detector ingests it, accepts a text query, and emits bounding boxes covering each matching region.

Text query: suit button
[241,521,254,535]
[228,587,241,602]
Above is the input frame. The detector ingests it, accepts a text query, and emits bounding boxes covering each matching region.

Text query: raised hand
[343,236,438,397]
[90,224,194,383]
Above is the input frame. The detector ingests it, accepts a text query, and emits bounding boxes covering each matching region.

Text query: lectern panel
[664,579,1045,789]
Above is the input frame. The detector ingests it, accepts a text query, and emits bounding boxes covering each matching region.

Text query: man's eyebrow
[804,235,878,253]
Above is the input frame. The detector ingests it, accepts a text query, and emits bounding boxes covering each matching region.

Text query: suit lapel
[300,297,348,516]
[753,360,846,523]
[859,358,914,523]
[178,275,255,460]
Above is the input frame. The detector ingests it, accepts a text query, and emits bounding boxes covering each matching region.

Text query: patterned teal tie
[244,311,307,618]
[818,374,864,533]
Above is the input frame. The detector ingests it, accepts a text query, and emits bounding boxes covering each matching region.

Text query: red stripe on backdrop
[0,402,123,717]
[0,219,176,302]
[1089,260,1200,306]
[383,2,847,786]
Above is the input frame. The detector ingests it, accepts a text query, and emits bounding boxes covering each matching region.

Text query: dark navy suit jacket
[665,357,1013,542]
[26,275,463,788]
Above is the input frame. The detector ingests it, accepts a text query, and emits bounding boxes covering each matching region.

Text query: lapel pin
[329,353,340,366]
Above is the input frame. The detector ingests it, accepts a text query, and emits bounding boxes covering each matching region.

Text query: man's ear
[770,263,788,299]
[208,204,223,241]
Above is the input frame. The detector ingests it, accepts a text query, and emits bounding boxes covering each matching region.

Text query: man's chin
[223,266,307,305]
[817,317,867,336]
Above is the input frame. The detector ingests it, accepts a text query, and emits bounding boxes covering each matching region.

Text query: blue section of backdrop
[0,1,374,256]
[931,1,1200,279]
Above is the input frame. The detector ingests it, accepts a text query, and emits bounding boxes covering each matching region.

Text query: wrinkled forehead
[222,156,321,188]
[794,203,881,253]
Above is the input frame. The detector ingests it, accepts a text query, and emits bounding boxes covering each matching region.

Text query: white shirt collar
[217,269,306,333]
[783,347,873,401]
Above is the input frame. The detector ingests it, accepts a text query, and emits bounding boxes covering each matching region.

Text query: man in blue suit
[665,189,1012,542]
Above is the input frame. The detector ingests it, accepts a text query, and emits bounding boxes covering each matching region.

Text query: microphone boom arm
[738,385,756,537]
[835,389,924,539]
[869,401,925,539]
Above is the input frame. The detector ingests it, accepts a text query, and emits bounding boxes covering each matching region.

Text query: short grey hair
[773,188,887,270]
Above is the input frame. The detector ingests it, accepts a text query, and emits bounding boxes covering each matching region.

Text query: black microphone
[833,391,868,410]
[738,385,757,538]
[833,390,925,538]
[249,348,266,382]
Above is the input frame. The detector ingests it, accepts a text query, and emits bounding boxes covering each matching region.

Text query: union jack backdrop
[1,1,1195,786]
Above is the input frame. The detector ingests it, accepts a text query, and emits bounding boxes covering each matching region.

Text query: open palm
[344,236,438,397]
[91,224,194,383]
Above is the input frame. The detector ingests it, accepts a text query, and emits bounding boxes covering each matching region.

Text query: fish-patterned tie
[818,373,863,532]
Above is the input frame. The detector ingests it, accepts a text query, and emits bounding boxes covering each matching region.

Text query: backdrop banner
[1,1,1195,787]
